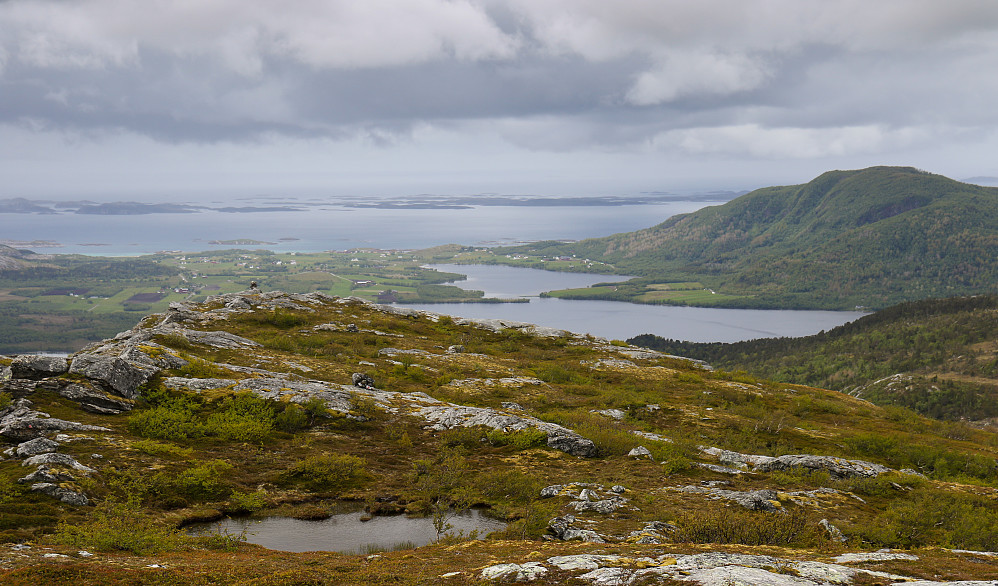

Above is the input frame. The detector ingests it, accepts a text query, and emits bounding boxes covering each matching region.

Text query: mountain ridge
[505,166,998,309]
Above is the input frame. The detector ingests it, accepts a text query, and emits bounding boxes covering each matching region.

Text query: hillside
[629,295,998,422]
[2,291,998,583]
[501,167,998,309]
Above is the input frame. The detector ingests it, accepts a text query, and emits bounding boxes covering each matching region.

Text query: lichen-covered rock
[18,466,76,484]
[50,381,135,414]
[0,399,110,442]
[68,353,154,399]
[479,562,548,582]
[10,355,69,380]
[756,454,891,479]
[22,452,96,472]
[29,482,90,506]
[10,437,60,457]
[546,516,607,543]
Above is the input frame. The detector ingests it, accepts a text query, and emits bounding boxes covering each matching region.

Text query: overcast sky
[2,0,998,200]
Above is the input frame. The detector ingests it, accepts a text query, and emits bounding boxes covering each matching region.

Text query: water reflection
[189,509,506,554]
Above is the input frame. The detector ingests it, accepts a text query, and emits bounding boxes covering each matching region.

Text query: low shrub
[174,460,233,500]
[279,453,368,492]
[49,497,186,555]
[485,428,548,450]
[672,507,830,548]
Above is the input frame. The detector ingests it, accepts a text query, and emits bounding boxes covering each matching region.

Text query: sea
[2,199,866,342]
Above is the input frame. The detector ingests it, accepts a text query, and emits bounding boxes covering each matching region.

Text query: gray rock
[833,551,919,563]
[570,497,626,514]
[756,454,891,479]
[29,482,90,506]
[591,408,626,420]
[10,355,69,380]
[628,446,652,458]
[1,413,110,442]
[501,401,525,411]
[352,372,376,389]
[18,466,76,484]
[174,329,260,349]
[578,567,633,586]
[479,562,548,582]
[446,345,465,353]
[674,485,782,512]
[22,452,97,472]
[52,381,134,414]
[12,437,60,457]
[546,516,607,543]
[820,518,847,543]
[68,353,153,399]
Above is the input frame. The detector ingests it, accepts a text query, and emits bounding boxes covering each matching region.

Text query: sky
[2,0,998,201]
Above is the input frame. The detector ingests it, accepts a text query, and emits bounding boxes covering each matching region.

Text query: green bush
[128,405,205,441]
[177,358,231,378]
[672,507,829,548]
[50,497,186,555]
[485,428,548,451]
[275,403,309,433]
[279,453,368,492]
[174,460,233,500]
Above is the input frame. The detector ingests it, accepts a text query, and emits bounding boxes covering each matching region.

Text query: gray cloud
[2,0,998,196]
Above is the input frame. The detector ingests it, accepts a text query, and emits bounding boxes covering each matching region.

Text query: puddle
[188,509,507,554]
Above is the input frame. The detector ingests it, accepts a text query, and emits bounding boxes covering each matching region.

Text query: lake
[409,265,866,343]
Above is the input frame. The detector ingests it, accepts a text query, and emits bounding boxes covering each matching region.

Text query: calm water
[189,510,506,553]
[3,201,709,255]
[410,265,866,342]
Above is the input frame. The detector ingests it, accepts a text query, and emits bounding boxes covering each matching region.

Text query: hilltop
[629,295,998,423]
[2,291,998,584]
[497,167,998,309]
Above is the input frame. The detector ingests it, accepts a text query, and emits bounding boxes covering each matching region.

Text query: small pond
[188,509,507,554]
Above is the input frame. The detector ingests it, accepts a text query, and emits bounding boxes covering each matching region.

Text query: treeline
[629,295,998,420]
[0,307,144,354]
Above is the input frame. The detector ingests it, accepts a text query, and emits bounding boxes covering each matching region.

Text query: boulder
[30,483,89,506]
[479,562,548,582]
[755,454,891,479]
[68,354,153,399]
[10,355,69,380]
[22,452,96,472]
[51,381,134,414]
[12,437,60,457]
[0,400,109,442]
[628,446,652,459]
[18,466,76,484]
[546,516,606,543]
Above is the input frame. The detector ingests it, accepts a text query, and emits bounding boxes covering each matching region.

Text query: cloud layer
[2,0,998,195]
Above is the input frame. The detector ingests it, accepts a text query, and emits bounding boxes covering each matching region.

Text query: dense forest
[629,295,998,421]
[503,167,998,309]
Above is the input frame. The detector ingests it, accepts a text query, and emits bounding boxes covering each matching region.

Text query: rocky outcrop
[700,446,893,478]
[29,483,90,506]
[10,355,68,380]
[480,551,921,585]
[0,398,109,442]
[546,515,607,543]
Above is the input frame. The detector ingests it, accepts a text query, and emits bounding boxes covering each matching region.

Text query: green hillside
[629,295,998,421]
[2,291,998,583]
[502,167,998,309]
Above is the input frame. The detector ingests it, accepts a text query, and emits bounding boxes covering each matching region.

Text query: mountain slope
[629,295,998,421]
[2,291,998,583]
[508,167,998,309]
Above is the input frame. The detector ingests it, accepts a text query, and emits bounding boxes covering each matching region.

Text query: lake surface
[410,265,866,343]
[3,201,709,256]
[190,509,506,554]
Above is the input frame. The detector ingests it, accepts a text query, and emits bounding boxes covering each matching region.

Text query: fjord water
[410,265,866,343]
